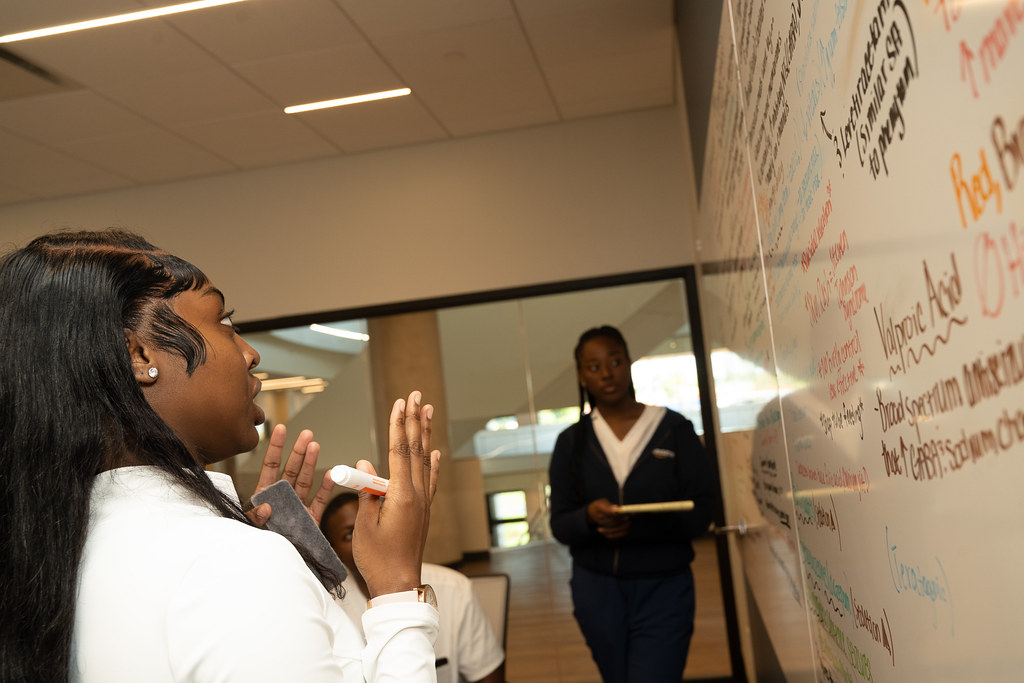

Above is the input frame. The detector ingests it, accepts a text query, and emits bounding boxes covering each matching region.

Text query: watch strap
[367,585,436,610]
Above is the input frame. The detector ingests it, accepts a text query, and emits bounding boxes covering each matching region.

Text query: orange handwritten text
[951,149,1002,228]
[928,0,964,32]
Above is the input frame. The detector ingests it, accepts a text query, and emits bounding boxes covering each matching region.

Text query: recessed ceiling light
[309,323,370,342]
[0,0,250,43]
[285,88,411,114]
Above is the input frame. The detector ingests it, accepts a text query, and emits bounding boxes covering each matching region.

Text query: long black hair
[569,325,636,496]
[0,230,328,682]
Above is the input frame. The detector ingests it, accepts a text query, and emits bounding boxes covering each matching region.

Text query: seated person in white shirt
[322,492,506,683]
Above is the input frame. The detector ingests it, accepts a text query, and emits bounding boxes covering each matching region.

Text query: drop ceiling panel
[0,128,131,197]
[412,67,559,136]
[374,18,557,133]
[298,96,447,152]
[335,0,515,37]
[235,44,406,109]
[94,66,279,127]
[9,19,223,88]
[1,0,141,36]
[173,111,339,168]
[0,52,69,101]
[62,126,236,183]
[375,18,542,82]
[164,0,365,65]
[516,0,671,53]
[521,0,672,75]
[0,90,152,147]
[547,43,675,115]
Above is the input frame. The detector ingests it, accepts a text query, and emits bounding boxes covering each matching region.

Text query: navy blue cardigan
[548,409,715,577]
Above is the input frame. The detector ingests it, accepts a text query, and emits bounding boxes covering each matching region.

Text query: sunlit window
[488,491,530,548]
[472,348,785,458]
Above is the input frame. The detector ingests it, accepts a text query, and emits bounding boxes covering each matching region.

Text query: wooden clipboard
[613,500,694,514]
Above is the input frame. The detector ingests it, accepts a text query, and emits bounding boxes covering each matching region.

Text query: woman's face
[323,500,357,570]
[141,285,264,465]
[577,336,633,409]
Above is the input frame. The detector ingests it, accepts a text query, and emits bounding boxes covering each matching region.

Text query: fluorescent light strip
[309,323,369,342]
[285,88,411,114]
[0,0,249,43]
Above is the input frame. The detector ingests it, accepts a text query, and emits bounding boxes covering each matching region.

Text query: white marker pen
[330,465,389,496]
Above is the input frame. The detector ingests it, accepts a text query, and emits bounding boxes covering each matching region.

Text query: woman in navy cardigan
[549,326,715,683]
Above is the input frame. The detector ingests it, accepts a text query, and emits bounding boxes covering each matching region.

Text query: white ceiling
[0,0,683,208]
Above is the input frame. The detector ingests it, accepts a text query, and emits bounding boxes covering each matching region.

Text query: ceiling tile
[94,66,279,127]
[8,17,222,89]
[412,67,559,136]
[296,95,447,152]
[373,18,558,133]
[519,0,672,63]
[62,126,236,183]
[1,0,140,37]
[335,0,515,37]
[375,17,539,82]
[0,128,132,198]
[0,90,153,147]
[236,44,405,109]
[164,0,365,65]
[173,111,340,168]
[0,51,69,102]
[546,40,675,113]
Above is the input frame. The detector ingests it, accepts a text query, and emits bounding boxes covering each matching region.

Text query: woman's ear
[125,329,159,385]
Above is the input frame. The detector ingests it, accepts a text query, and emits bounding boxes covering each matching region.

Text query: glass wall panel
[227,272,738,680]
[222,320,375,497]
[436,300,540,546]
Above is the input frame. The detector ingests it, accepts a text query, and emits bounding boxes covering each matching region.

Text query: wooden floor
[460,535,736,682]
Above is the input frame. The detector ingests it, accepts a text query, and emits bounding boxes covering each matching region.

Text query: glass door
[232,269,744,681]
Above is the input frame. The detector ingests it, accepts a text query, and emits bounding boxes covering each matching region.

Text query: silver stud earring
[148,367,159,379]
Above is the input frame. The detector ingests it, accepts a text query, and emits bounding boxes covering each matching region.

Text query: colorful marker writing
[330,465,389,496]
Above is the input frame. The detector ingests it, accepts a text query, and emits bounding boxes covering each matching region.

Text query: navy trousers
[570,562,696,683]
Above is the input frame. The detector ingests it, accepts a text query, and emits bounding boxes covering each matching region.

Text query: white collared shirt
[591,405,667,486]
[338,563,504,683]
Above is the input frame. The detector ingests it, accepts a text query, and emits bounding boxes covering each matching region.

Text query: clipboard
[613,500,694,514]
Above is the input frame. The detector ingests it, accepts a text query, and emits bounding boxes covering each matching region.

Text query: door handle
[714,518,757,536]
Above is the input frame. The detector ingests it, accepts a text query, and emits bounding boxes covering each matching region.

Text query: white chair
[467,572,510,650]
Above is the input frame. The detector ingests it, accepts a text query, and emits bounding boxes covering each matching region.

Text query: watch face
[418,584,437,609]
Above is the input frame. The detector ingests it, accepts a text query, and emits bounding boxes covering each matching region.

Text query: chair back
[467,573,511,650]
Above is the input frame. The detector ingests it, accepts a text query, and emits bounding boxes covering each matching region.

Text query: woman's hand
[587,498,630,540]
[353,390,441,598]
[247,424,335,526]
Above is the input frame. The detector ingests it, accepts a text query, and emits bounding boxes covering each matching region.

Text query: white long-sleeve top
[71,466,438,682]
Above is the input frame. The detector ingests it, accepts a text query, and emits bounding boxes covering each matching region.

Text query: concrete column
[367,311,463,565]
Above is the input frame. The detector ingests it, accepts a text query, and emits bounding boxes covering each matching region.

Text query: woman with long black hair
[0,229,440,682]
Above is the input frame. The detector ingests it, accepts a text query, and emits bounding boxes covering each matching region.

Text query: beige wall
[0,105,698,323]
[0,101,703,560]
